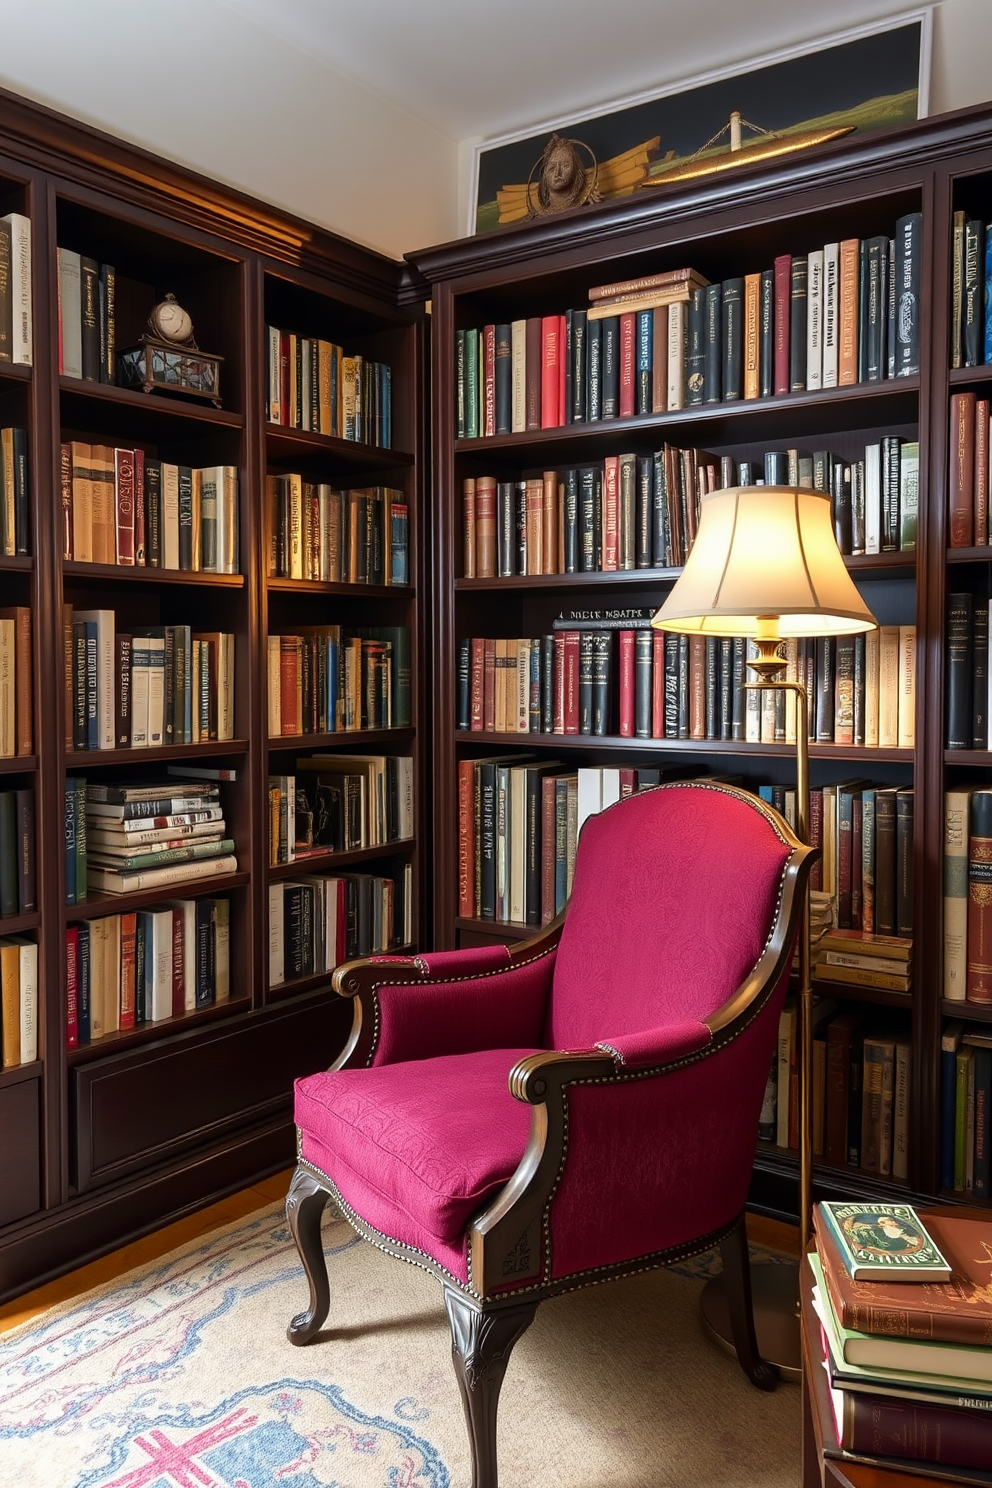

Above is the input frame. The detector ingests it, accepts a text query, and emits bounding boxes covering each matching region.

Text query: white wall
[931,0,992,114]
[0,0,459,259]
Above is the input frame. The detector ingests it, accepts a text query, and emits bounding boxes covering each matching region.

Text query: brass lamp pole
[651,486,876,1378]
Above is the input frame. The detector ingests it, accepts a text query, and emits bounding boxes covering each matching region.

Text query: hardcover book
[818,1202,952,1281]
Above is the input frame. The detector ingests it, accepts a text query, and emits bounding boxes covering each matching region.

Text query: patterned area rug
[0,1202,799,1487]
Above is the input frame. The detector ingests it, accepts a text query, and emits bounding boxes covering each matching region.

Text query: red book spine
[115,446,135,565]
[171,907,185,1018]
[773,254,791,396]
[540,774,556,925]
[976,397,989,546]
[809,787,823,892]
[541,316,560,429]
[603,456,619,571]
[825,1016,855,1164]
[474,476,496,577]
[652,629,665,737]
[525,317,542,430]
[837,1381,992,1469]
[458,759,475,917]
[950,390,976,546]
[618,630,635,737]
[133,447,146,566]
[119,911,137,1030]
[469,637,484,731]
[280,637,298,736]
[65,927,79,1049]
[619,767,636,798]
[462,476,476,579]
[619,312,636,417]
[483,638,496,730]
[483,324,496,438]
[553,633,566,733]
[563,631,580,733]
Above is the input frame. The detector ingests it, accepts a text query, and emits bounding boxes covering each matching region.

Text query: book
[817,1202,952,1282]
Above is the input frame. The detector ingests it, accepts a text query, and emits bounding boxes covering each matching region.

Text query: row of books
[811,1202,992,1476]
[461,438,918,581]
[763,1001,910,1179]
[267,866,412,987]
[950,212,992,368]
[943,786,992,1004]
[0,605,32,757]
[266,477,408,586]
[266,626,410,737]
[1,427,29,556]
[0,212,32,365]
[941,1022,991,1197]
[65,897,231,1046]
[0,787,35,917]
[809,784,914,943]
[61,443,239,573]
[0,936,37,1068]
[948,391,992,546]
[56,249,114,383]
[64,610,236,750]
[945,591,992,749]
[265,325,392,448]
[69,780,236,899]
[267,756,414,863]
[456,619,917,750]
[455,219,922,437]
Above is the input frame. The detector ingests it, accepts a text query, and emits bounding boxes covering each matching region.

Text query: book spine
[946,592,973,748]
[968,790,992,1001]
[949,391,975,547]
[789,256,808,391]
[721,277,742,401]
[772,255,790,395]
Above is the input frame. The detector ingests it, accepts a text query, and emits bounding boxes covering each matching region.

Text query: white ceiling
[218,0,931,141]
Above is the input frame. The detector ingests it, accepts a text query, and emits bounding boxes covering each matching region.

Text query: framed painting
[470,10,932,234]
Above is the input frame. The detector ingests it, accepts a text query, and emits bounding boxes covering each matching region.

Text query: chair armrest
[593,1021,712,1069]
[328,924,562,1070]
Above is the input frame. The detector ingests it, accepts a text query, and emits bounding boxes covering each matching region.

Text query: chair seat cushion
[295,1047,540,1282]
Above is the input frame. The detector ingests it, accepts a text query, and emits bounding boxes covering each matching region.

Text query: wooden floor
[0,1177,800,1338]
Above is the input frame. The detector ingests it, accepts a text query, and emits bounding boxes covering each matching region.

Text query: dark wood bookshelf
[266,727,415,751]
[948,363,992,385]
[809,979,914,1010]
[453,729,914,763]
[0,84,426,1301]
[941,999,992,1022]
[267,837,415,879]
[265,576,412,599]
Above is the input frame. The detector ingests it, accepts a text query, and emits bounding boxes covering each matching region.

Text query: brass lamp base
[699,1262,801,1382]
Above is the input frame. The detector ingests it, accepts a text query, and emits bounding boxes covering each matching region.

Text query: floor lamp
[651,485,876,1378]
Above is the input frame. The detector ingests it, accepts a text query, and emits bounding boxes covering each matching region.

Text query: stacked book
[267,477,408,585]
[268,866,412,988]
[268,756,414,864]
[811,1200,992,1474]
[267,625,410,736]
[80,781,236,896]
[1,427,29,556]
[265,325,392,448]
[940,1023,991,1197]
[0,935,37,1068]
[814,929,912,994]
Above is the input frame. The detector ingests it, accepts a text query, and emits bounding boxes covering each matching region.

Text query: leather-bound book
[686,286,705,406]
[838,238,860,385]
[975,397,988,545]
[571,308,587,422]
[968,788,992,1002]
[772,254,790,395]
[874,786,899,937]
[759,267,774,397]
[945,591,973,749]
[618,311,635,417]
[494,324,511,435]
[964,219,986,368]
[651,305,668,414]
[825,1009,867,1165]
[721,277,742,401]
[525,317,542,430]
[743,272,760,400]
[788,255,808,391]
[482,323,496,436]
[703,283,722,403]
[972,600,988,747]
[896,788,914,938]
[474,476,497,578]
[949,391,976,546]
[585,317,602,422]
[540,316,560,429]
[600,315,619,418]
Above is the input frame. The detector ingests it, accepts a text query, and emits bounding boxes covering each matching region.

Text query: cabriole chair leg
[285,1165,332,1345]
[719,1214,778,1391]
[444,1286,539,1488]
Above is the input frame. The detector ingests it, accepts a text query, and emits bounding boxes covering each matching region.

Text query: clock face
[153,299,193,343]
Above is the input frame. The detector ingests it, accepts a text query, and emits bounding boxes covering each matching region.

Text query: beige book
[214,899,230,1002]
[13,939,37,1065]
[90,444,115,565]
[87,917,107,1040]
[743,273,761,400]
[516,640,530,733]
[288,473,304,579]
[162,463,180,569]
[898,624,916,747]
[877,625,900,747]
[0,940,20,1067]
[821,784,837,903]
[666,300,686,411]
[103,914,121,1034]
[218,633,235,742]
[784,638,798,744]
[745,639,761,743]
[494,638,508,734]
[864,627,880,747]
[0,618,13,757]
[510,320,526,433]
[71,440,93,563]
[1,428,15,553]
[944,787,971,1000]
[317,340,333,436]
[776,1001,795,1147]
[509,766,528,924]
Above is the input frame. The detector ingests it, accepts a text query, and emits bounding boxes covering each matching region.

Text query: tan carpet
[0,1201,799,1487]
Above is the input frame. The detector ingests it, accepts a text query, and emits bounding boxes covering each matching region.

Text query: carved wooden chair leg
[444,1287,539,1488]
[285,1165,332,1345]
[719,1214,778,1391]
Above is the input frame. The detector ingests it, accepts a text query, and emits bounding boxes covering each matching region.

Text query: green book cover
[464,329,479,440]
[818,1200,952,1280]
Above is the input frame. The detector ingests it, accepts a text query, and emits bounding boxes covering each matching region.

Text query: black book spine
[563,468,579,573]
[759,268,774,397]
[895,212,922,377]
[789,256,808,391]
[832,462,853,555]
[973,601,989,748]
[14,786,35,913]
[634,630,652,738]
[719,637,733,741]
[721,277,743,401]
[881,435,902,551]
[686,286,706,406]
[144,459,162,568]
[764,450,788,485]
[704,637,719,739]
[80,256,100,382]
[664,631,680,737]
[858,239,869,383]
[478,764,497,918]
[195,897,213,1006]
[541,636,554,733]
[635,455,652,569]
[178,466,193,570]
[11,427,29,555]
[652,450,669,567]
[586,318,602,421]
[896,790,914,937]
[72,623,87,749]
[571,309,587,422]
[601,316,620,418]
[0,791,16,915]
[99,263,116,384]
[496,481,513,577]
[578,632,594,734]
[815,637,835,742]
[853,633,866,747]
[635,309,652,415]
[592,467,603,569]
[456,638,470,730]
[703,283,722,403]
[878,237,890,382]
[865,236,886,381]
[887,236,897,379]
[591,633,611,736]
[850,460,865,555]
[965,221,986,369]
[946,591,974,748]
[731,637,745,741]
[579,466,597,573]
[514,481,527,575]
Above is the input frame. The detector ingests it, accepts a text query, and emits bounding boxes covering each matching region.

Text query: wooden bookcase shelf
[409,102,992,1224]
[267,838,416,879]
[0,86,425,1301]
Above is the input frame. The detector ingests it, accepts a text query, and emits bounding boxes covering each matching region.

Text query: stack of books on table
[811,1200,992,1476]
[813,929,912,993]
[82,780,236,895]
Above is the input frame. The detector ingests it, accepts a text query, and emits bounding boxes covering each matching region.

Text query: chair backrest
[547,782,795,1051]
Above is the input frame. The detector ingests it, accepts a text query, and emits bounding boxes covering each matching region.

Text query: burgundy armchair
[286,781,814,1486]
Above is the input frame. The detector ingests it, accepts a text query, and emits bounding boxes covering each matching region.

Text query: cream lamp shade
[651,486,876,638]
